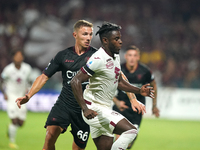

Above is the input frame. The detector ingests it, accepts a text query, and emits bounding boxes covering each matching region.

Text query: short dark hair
[73,20,93,32]
[96,22,121,42]
[10,49,24,57]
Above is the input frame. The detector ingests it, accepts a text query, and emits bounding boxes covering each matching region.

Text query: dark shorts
[45,101,90,148]
[113,105,142,127]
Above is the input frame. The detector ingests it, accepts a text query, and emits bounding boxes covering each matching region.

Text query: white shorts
[7,94,27,120]
[82,100,125,139]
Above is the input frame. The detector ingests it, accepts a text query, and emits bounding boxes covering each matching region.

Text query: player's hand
[83,108,98,119]
[130,99,146,115]
[140,83,154,98]
[3,93,8,100]
[152,106,160,117]
[116,100,129,111]
[15,94,30,108]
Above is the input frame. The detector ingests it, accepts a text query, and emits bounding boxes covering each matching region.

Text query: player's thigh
[82,104,124,137]
[45,102,71,133]
[113,118,137,135]
[71,111,90,149]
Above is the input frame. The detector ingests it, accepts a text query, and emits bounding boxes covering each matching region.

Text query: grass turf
[0,111,199,150]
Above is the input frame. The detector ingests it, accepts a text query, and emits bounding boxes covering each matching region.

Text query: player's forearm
[119,72,140,94]
[118,81,140,94]
[71,77,88,111]
[151,80,157,107]
[113,97,120,105]
[27,74,48,99]
[126,92,137,101]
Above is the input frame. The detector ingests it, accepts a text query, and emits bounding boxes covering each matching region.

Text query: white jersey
[1,62,32,99]
[82,47,121,108]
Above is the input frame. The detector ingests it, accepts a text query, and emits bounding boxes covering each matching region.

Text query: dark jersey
[43,46,97,113]
[117,62,154,108]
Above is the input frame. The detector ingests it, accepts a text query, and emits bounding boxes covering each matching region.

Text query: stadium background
[0,0,200,149]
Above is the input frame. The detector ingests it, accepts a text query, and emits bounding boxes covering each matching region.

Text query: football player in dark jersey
[16,20,97,150]
[113,45,160,149]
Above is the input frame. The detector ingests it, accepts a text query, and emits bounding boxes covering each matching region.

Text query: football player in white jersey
[0,50,32,149]
[71,22,154,150]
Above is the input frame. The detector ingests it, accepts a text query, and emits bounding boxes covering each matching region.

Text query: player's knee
[122,128,138,142]
[45,127,61,146]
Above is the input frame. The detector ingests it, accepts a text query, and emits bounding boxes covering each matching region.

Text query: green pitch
[0,111,199,150]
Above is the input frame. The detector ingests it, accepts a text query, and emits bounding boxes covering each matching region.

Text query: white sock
[8,123,18,143]
[111,129,137,150]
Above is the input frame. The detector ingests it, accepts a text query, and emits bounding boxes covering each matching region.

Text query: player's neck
[15,64,21,70]
[126,63,138,73]
[74,45,87,56]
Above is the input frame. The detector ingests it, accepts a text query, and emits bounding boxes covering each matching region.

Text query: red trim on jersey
[85,100,92,105]
[81,67,87,74]
[110,121,116,127]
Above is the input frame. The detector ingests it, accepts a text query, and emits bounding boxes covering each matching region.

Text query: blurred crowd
[0,0,200,89]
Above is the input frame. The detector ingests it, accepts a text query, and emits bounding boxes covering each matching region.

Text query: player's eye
[115,37,119,41]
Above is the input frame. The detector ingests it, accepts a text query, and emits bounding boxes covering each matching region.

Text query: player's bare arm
[71,70,98,119]
[16,73,49,108]
[118,73,154,98]
[150,80,160,117]
[113,97,128,111]
[117,73,146,114]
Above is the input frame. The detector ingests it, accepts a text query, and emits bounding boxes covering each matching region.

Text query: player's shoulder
[90,47,105,60]
[3,63,14,71]
[58,47,73,54]
[89,46,98,52]
[21,62,32,71]
[138,62,151,72]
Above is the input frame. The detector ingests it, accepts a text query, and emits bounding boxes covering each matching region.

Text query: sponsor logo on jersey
[66,70,79,79]
[106,61,114,69]
[94,57,100,59]
[65,59,74,62]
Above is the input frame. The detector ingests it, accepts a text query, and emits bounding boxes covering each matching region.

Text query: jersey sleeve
[43,51,63,78]
[1,66,9,80]
[81,55,102,76]
[145,69,155,83]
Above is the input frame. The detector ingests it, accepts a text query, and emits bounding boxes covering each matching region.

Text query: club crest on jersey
[137,74,142,80]
[106,61,114,69]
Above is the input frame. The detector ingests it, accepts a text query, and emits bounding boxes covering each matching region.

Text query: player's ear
[73,32,77,38]
[102,37,108,45]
